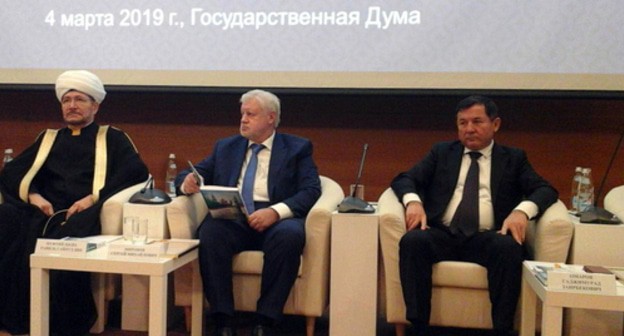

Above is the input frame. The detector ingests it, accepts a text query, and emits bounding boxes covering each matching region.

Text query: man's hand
[248,208,279,232]
[67,194,95,219]
[181,173,200,195]
[405,201,428,231]
[499,210,528,244]
[28,193,54,216]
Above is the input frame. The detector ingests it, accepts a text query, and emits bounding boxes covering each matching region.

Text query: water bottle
[577,167,594,212]
[165,153,177,198]
[570,166,582,212]
[2,148,14,169]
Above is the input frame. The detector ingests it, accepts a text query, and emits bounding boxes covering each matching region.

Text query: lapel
[267,133,287,198]
[489,143,508,204]
[447,142,464,193]
[226,137,250,187]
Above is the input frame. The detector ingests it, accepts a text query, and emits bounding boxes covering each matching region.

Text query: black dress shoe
[251,324,273,336]
[216,326,236,336]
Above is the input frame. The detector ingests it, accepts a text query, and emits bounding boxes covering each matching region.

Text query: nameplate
[548,270,617,295]
[35,238,90,257]
[107,240,165,260]
[34,236,122,257]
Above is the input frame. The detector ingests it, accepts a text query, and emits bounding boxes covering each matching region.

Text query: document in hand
[199,185,249,221]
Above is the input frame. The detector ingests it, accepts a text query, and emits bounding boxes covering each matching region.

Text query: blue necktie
[450,151,482,237]
[242,144,264,214]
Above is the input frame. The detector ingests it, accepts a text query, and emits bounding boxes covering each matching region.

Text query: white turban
[55,70,106,104]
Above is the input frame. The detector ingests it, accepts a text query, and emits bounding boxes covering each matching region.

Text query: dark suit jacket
[391,141,558,230]
[178,133,321,219]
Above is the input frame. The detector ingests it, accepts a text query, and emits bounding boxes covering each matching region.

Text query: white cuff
[402,193,422,207]
[270,202,293,220]
[515,201,539,219]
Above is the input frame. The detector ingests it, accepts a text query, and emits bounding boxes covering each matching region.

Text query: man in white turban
[0,70,148,335]
[54,70,107,132]
[55,69,107,104]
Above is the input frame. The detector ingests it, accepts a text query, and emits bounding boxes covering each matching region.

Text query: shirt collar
[464,140,494,159]
[248,131,275,151]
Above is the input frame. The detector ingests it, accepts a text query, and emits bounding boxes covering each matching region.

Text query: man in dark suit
[176,89,321,336]
[391,95,558,336]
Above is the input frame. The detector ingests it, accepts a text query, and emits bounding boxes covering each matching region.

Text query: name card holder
[35,238,90,257]
[107,240,166,260]
[34,236,122,257]
[548,270,617,295]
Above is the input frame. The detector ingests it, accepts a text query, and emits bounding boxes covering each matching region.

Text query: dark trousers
[197,210,305,322]
[0,202,98,335]
[399,226,524,332]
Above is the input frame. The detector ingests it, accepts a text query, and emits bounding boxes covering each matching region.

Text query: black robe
[0,123,148,335]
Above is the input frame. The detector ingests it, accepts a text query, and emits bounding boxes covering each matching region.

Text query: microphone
[130,175,172,204]
[578,129,623,224]
[338,144,375,213]
[140,175,154,193]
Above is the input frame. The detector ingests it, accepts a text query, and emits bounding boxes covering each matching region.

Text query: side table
[520,260,624,336]
[566,215,624,336]
[330,209,379,336]
[30,239,203,336]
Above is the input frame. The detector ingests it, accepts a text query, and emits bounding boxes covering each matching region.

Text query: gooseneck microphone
[338,144,375,213]
[139,175,154,193]
[351,143,368,197]
[595,129,624,208]
[130,175,172,204]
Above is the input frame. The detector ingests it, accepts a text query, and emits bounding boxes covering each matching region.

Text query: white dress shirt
[238,132,293,219]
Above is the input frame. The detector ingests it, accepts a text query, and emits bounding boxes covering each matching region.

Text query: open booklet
[199,185,249,221]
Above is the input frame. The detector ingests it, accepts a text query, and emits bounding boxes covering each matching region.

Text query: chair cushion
[432,261,488,289]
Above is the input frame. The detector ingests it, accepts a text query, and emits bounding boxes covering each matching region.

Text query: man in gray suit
[391,95,558,336]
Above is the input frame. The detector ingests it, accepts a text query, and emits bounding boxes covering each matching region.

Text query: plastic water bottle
[165,153,177,198]
[577,167,594,212]
[2,148,13,169]
[570,166,582,212]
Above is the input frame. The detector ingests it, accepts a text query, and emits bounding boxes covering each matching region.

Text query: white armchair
[603,185,624,220]
[166,175,343,336]
[377,188,574,336]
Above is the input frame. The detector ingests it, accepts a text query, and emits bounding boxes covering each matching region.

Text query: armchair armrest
[377,188,407,323]
[100,182,146,235]
[166,193,208,239]
[378,187,406,233]
[525,199,574,262]
[604,185,624,220]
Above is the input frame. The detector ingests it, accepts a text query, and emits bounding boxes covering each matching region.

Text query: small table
[330,209,379,336]
[520,261,624,336]
[30,239,204,336]
[567,215,624,335]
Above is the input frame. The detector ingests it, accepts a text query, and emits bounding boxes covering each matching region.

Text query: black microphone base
[579,205,622,224]
[338,196,375,214]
